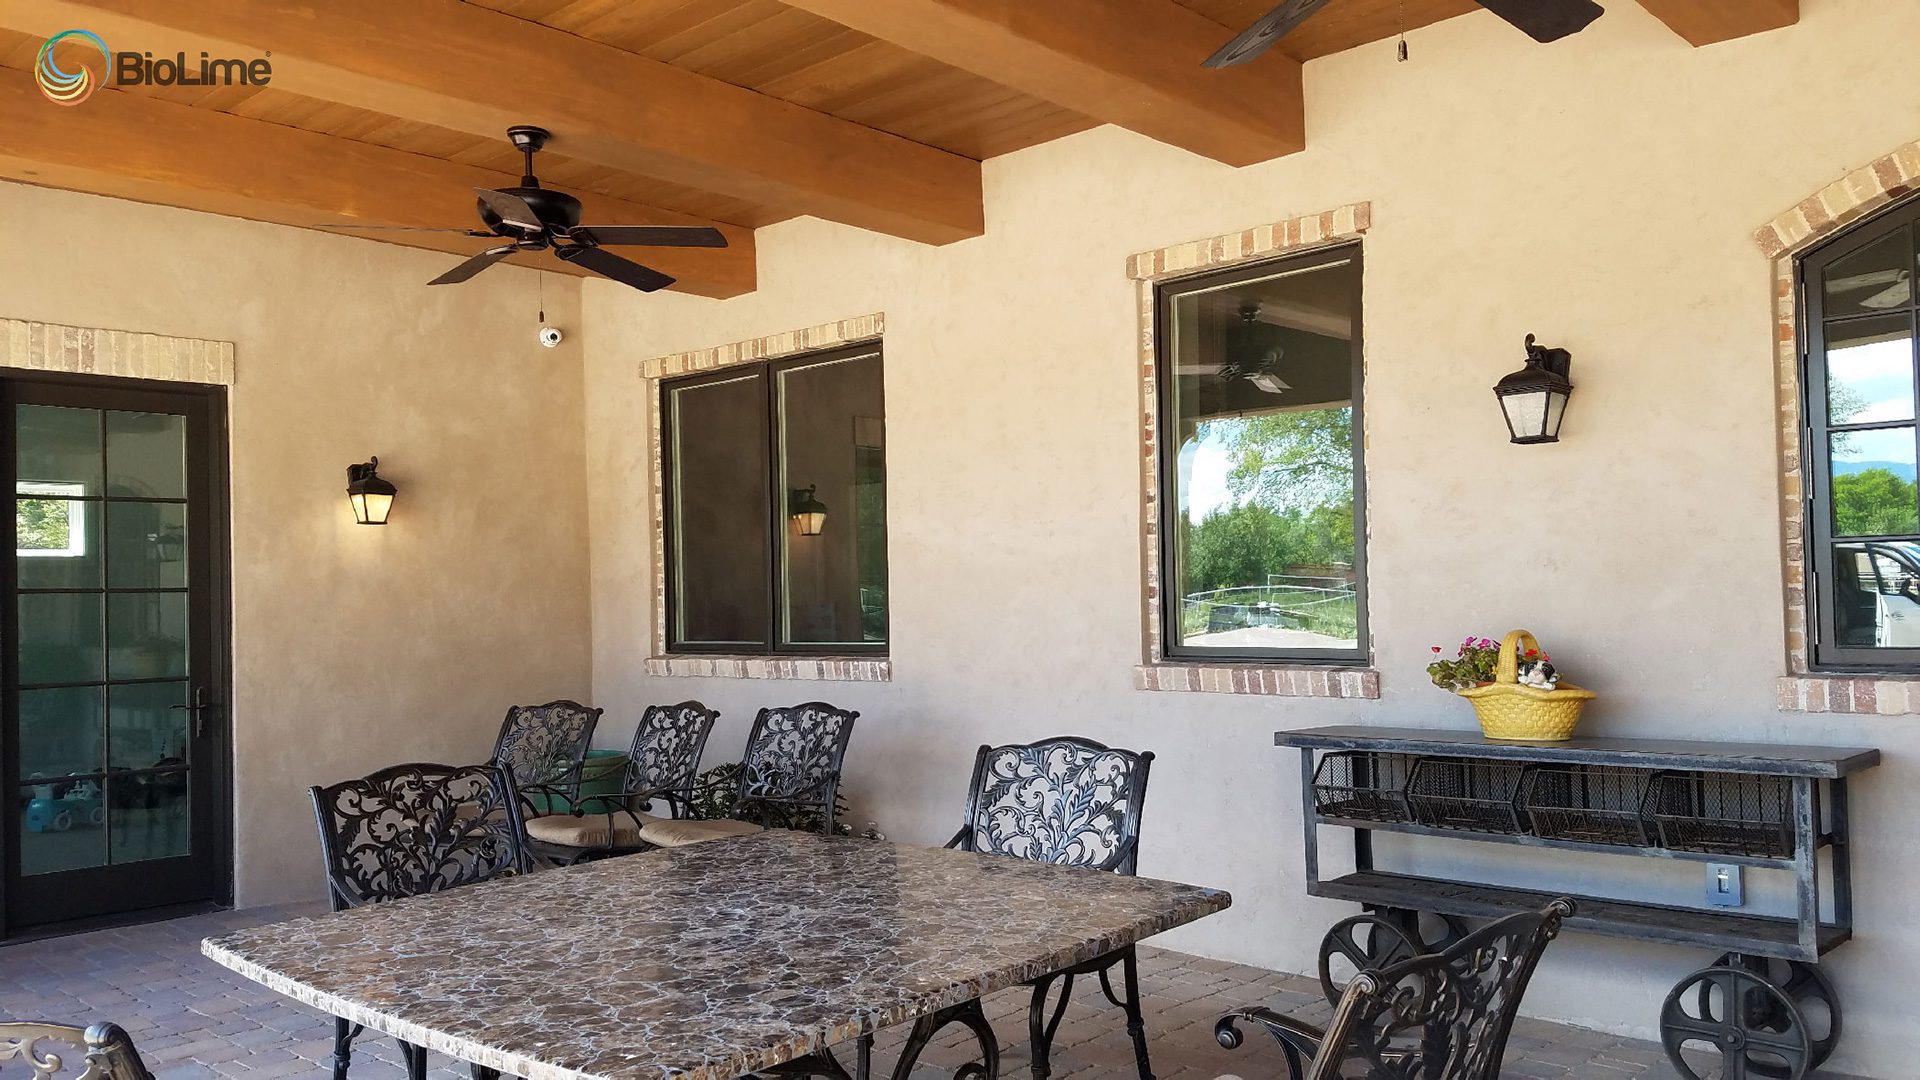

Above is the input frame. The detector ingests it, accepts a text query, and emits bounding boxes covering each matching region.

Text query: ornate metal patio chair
[488,699,602,819]
[946,736,1157,1080]
[524,700,720,863]
[0,1022,153,1080]
[636,701,857,847]
[1213,899,1576,1080]
[310,762,530,1080]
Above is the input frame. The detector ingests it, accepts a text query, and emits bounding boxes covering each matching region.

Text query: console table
[1274,725,1880,1080]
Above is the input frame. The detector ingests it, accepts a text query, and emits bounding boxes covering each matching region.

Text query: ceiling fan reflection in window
[1203,0,1604,68]
[1184,303,1293,396]
[1828,269,1912,309]
[309,126,727,293]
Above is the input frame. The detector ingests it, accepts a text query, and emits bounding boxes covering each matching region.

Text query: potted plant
[1427,629,1595,742]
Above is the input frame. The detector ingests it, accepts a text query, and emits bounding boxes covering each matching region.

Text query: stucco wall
[0,181,595,907]
[583,1,1920,1072]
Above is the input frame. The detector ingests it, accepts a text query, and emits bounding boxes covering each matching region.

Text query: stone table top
[201,831,1230,1080]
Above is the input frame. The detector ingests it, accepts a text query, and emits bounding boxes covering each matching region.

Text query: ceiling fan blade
[570,225,729,248]
[428,244,517,286]
[474,187,545,232]
[555,244,676,292]
[1830,269,1910,290]
[1862,277,1913,309]
[1203,0,1331,68]
[1474,0,1604,43]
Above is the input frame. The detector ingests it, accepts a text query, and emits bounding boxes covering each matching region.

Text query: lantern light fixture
[147,524,186,563]
[1493,334,1575,445]
[789,485,828,536]
[346,456,397,525]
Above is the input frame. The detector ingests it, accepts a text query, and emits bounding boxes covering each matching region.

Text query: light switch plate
[1707,863,1744,907]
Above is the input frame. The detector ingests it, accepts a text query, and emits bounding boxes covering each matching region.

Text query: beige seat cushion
[636,816,766,848]
[524,811,663,849]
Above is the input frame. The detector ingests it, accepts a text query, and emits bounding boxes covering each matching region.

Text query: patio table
[200,830,1230,1080]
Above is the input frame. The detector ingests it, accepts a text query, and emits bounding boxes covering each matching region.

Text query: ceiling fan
[1184,304,1293,395]
[311,125,727,292]
[1204,0,1604,68]
[1828,268,1912,310]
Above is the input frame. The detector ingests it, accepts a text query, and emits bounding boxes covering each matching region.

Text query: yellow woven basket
[1456,630,1595,742]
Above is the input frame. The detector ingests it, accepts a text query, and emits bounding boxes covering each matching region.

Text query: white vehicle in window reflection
[1834,541,1920,647]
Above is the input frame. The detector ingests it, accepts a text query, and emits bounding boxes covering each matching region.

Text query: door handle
[170,687,216,738]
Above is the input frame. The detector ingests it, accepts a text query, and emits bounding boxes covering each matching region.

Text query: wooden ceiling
[0,0,1797,298]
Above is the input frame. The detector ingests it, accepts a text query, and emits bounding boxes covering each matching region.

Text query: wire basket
[1645,773,1795,859]
[1520,765,1658,847]
[1313,752,1417,824]
[1406,757,1530,834]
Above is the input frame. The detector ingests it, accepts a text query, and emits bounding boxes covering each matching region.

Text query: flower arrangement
[1427,635,1555,692]
[1427,629,1592,742]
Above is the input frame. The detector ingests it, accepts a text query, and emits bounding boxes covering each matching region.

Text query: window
[1156,245,1366,662]
[1805,198,1920,668]
[661,344,887,655]
[16,481,88,559]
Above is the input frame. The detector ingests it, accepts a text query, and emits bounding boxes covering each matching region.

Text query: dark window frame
[1153,243,1369,665]
[660,342,887,657]
[1802,196,1920,671]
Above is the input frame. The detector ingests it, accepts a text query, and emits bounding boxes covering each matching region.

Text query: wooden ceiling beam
[1633,0,1797,46]
[780,0,1303,165]
[0,76,756,298]
[2,0,984,244]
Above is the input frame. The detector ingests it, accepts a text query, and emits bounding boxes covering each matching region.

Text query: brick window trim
[1128,203,1381,700]
[639,313,891,683]
[3,317,235,385]
[1759,140,1920,713]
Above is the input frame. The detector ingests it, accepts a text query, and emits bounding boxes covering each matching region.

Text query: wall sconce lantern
[1493,334,1575,445]
[346,456,397,525]
[147,524,186,563]
[789,485,828,536]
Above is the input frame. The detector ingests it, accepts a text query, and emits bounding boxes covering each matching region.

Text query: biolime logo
[34,30,272,105]
[35,29,109,106]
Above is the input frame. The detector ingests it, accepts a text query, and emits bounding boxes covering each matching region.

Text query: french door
[2,374,230,933]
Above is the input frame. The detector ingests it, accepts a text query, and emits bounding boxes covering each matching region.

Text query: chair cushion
[524,811,662,849]
[636,816,766,848]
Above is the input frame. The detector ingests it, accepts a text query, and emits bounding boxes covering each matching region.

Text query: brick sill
[1778,674,1920,714]
[645,655,890,682]
[1134,663,1379,699]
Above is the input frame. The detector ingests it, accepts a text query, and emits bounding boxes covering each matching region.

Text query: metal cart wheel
[1318,914,1417,1004]
[1384,907,1471,953]
[1661,966,1812,1080]
[1702,954,1841,1073]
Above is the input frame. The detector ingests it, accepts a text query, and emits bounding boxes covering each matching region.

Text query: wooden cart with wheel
[1275,726,1879,1080]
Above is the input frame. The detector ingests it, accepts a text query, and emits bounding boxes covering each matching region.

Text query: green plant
[691,762,851,833]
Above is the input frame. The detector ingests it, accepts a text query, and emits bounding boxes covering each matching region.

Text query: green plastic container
[529,750,628,815]
[578,750,629,802]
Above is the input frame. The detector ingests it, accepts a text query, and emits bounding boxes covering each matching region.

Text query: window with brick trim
[661,344,887,656]
[1802,196,1920,669]
[1154,245,1367,663]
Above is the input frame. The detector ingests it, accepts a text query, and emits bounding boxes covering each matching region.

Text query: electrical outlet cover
[1706,863,1744,907]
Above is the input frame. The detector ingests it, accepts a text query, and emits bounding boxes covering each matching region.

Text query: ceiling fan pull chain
[1397,0,1409,61]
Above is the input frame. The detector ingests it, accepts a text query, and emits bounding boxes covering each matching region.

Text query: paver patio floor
[0,902,1793,1079]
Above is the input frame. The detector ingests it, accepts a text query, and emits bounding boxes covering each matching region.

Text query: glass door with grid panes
[3,375,228,932]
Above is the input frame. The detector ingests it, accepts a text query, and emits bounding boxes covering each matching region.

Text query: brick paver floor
[0,903,1801,1079]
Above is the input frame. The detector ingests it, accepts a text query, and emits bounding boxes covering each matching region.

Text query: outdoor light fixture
[1493,334,1575,444]
[147,524,186,563]
[789,485,828,536]
[346,456,397,525]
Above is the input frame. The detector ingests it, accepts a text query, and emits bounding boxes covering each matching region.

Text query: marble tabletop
[201,831,1230,1080]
